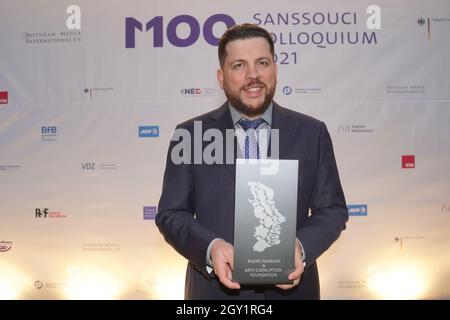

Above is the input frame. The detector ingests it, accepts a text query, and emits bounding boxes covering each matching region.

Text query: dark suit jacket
[156,102,348,300]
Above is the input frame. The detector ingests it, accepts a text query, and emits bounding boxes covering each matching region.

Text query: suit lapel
[270,102,296,159]
[209,103,237,181]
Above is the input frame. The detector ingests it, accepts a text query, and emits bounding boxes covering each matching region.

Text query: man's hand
[276,239,305,290]
[210,239,241,290]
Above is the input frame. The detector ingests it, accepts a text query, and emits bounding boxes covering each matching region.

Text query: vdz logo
[139,126,159,138]
[282,86,292,95]
[347,204,368,216]
[125,14,235,48]
[81,162,96,170]
[35,208,49,218]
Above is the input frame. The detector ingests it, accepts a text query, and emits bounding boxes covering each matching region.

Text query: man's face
[217,37,278,118]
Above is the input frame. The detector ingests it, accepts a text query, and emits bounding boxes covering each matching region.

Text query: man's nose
[246,63,260,79]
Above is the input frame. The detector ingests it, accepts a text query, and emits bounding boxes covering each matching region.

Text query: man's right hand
[210,239,241,290]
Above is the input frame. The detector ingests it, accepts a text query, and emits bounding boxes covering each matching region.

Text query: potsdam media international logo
[402,155,415,169]
[347,204,368,216]
[0,91,8,104]
[139,126,159,138]
[35,208,67,218]
[0,241,13,252]
[143,206,157,220]
[24,5,82,45]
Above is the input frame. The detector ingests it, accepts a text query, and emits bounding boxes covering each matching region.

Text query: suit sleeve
[297,121,349,268]
[155,130,218,278]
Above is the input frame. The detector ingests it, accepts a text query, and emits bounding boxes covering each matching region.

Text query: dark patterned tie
[238,118,265,159]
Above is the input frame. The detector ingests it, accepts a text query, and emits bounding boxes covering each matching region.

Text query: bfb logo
[41,126,57,134]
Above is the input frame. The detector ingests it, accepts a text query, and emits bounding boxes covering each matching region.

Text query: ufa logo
[66,5,81,30]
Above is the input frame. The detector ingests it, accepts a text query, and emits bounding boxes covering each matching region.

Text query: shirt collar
[228,101,273,127]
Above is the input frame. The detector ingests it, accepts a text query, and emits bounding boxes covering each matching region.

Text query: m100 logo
[125,14,235,48]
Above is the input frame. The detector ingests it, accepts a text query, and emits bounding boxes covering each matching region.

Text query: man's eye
[233,63,243,69]
[259,60,269,66]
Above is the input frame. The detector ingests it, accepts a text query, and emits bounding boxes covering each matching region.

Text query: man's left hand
[276,239,305,290]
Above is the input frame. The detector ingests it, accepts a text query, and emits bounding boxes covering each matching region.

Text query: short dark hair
[218,23,275,68]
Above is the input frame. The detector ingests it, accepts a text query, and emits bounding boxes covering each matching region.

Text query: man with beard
[156,24,348,300]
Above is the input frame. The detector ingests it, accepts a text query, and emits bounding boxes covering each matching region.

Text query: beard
[224,80,276,117]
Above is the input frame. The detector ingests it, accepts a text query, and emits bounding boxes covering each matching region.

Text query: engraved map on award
[248,181,285,253]
[233,159,298,285]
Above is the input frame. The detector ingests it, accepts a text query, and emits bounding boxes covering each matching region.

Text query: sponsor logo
[24,6,82,45]
[338,124,374,133]
[417,16,450,41]
[35,208,67,218]
[81,162,118,170]
[0,241,12,252]
[34,280,66,289]
[180,88,217,97]
[84,87,114,103]
[347,204,368,216]
[139,126,159,138]
[126,14,235,48]
[0,165,21,171]
[338,279,367,289]
[41,126,58,141]
[282,86,292,95]
[394,236,424,250]
[402,155,415,169]
[143,206,157,220]
[81,243,120,252]
[441,204,450,213]
[386,85,426,95]
[0,91,8,104]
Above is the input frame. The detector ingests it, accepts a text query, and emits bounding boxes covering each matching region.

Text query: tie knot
[238,117,265,131]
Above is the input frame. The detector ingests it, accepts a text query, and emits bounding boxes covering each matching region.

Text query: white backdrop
[1,0,449,299]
